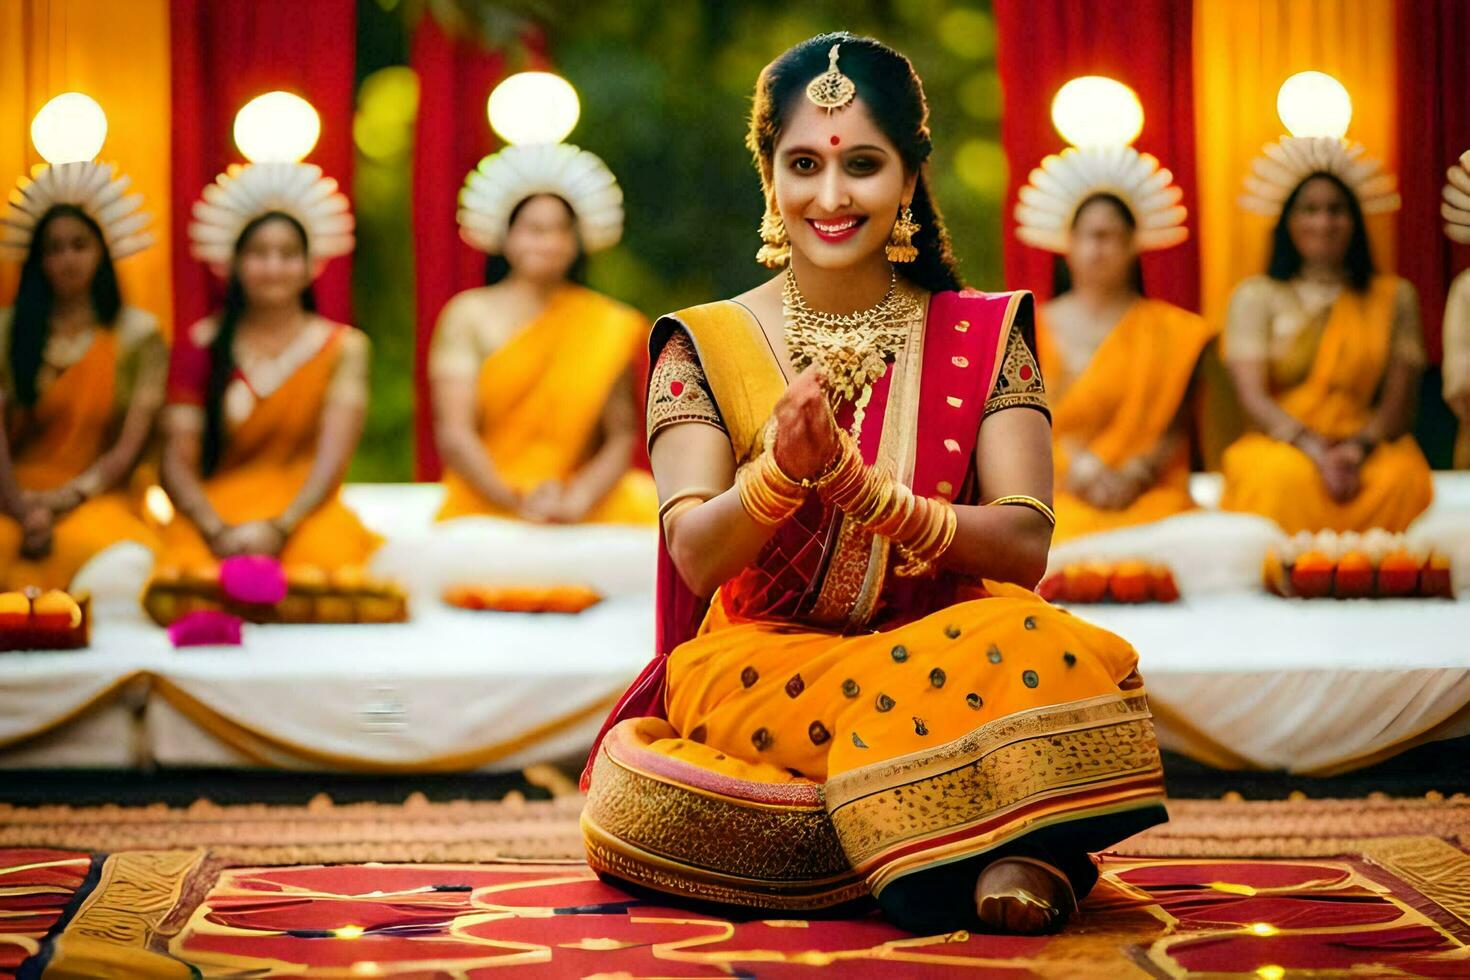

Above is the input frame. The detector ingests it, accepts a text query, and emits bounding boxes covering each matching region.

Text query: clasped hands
[207,520,288,558]
[770,366,842,483]
[1295,431,1367,503]
[1065,451,1151,512]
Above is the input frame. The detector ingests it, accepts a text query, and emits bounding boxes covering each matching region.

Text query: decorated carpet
[2,794,1467,977]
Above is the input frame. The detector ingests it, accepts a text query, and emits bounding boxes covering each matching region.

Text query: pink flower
[168,610,243,647]
[220,555,288,605]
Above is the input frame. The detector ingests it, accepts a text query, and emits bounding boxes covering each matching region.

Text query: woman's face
[1286,175,1355,268]
[40,212,105,300]
[771,95,917,272]
[1066,197,1138,292]
[502,195,580,284]
[236,218,312,309]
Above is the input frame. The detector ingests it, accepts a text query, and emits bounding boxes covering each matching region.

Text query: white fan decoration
[188,161,354,275]
[1014,145,1188,254]
[0,161,153,261]
[1241,136,1400,218]
[458,143,624,255]
[1443,150,1470,245]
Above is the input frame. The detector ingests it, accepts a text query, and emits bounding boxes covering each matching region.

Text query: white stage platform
[1,476,1467,777]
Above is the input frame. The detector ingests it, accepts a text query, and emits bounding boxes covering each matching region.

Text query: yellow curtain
[1193,0,1399,330]
[0,0,172,337]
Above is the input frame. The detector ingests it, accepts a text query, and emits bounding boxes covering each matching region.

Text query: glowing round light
[1277,71,1352,138]
[487,72,580,145]
[1050,76,1144,148]
[30,92,108,164]
[234,91,321,163]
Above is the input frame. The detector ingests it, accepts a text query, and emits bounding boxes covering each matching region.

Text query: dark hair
[10,204,121,406]
[201,211,317,475]
[483,194,587,286]
[748,32,963,294]
[1051,193,1146,297]
[1267,172,1374,292]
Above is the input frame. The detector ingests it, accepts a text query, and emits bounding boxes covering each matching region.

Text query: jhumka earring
[756,204,791,268]
[886,204,920,263]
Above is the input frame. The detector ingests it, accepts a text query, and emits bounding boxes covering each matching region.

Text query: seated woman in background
[1444,151,1470,470]
[430,144,656,525]
[1220,137,1432,534]
[0,162,164,589]
[158,163,378,572]
[1015,147,1214,543]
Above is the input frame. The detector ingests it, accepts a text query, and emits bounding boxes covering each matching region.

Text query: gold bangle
[736,452,807,527]
[762,418,842,490]
[988,494,1057,528]
[895,497,957,577]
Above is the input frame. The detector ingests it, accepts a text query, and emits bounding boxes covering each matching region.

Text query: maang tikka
[806,44,856,113]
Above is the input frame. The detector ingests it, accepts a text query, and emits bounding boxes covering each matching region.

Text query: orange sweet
[1150,566,1181,603]
[1036,573,1066,603]
[1065,564,1110,604]
[0,592,30,629]
[1422,554,1454,599]
[1376,551,1420,597]
[31,590,82,631]
[1109,560,1152,604]
[1290,551,1334,599]
[1334,551,1374,599]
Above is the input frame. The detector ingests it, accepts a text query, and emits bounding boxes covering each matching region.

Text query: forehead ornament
[806,44,856,114]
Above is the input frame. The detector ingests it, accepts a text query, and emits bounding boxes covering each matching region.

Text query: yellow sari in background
[0,308,162,590]
[436,286,657,524]
[1039,299,1215,542]
[159,327,380,571]
[1221,276,1432,534]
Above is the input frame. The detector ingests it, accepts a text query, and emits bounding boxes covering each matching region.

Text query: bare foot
[974,858,1074,934]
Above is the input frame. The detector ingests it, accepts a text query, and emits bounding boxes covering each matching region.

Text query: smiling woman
[581,32,1166,939]
[1220,138,1433,535]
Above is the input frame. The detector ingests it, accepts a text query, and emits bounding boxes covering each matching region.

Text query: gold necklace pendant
[782,268,920,440]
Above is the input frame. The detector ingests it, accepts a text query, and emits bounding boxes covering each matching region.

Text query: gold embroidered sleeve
[647,329,725,447]
[984,319,1049,420]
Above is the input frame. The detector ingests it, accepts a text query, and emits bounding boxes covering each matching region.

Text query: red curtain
[169,0,357,340]
[1395,0,1470,365]
[409,23,553,479]
[994,0,1199,312]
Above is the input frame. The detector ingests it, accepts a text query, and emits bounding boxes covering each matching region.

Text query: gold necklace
[782,267,921,438]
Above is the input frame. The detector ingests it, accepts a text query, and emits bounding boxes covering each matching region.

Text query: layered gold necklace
[782,267,921,438]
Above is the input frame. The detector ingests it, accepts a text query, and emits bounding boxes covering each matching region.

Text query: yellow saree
[583,291,1166,928]
[1221,276,1433,533]
[0,308,162,590]
[159,327,380,570]
[436,285,657,524]
[1039,299,1215,542]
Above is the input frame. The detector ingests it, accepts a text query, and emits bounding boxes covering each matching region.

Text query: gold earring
[886,205,920,263]
[756,204,790,268]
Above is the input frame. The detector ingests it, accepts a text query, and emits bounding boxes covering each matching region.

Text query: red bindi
[829,135,841,146]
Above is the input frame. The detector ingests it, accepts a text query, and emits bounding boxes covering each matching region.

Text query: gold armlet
[988,494,1057,528]
[658,487,723,523]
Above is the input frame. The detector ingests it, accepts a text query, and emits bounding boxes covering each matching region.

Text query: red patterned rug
[3,795,1467,978]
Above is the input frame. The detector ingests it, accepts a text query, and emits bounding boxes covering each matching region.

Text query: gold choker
[781,268,921,439]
